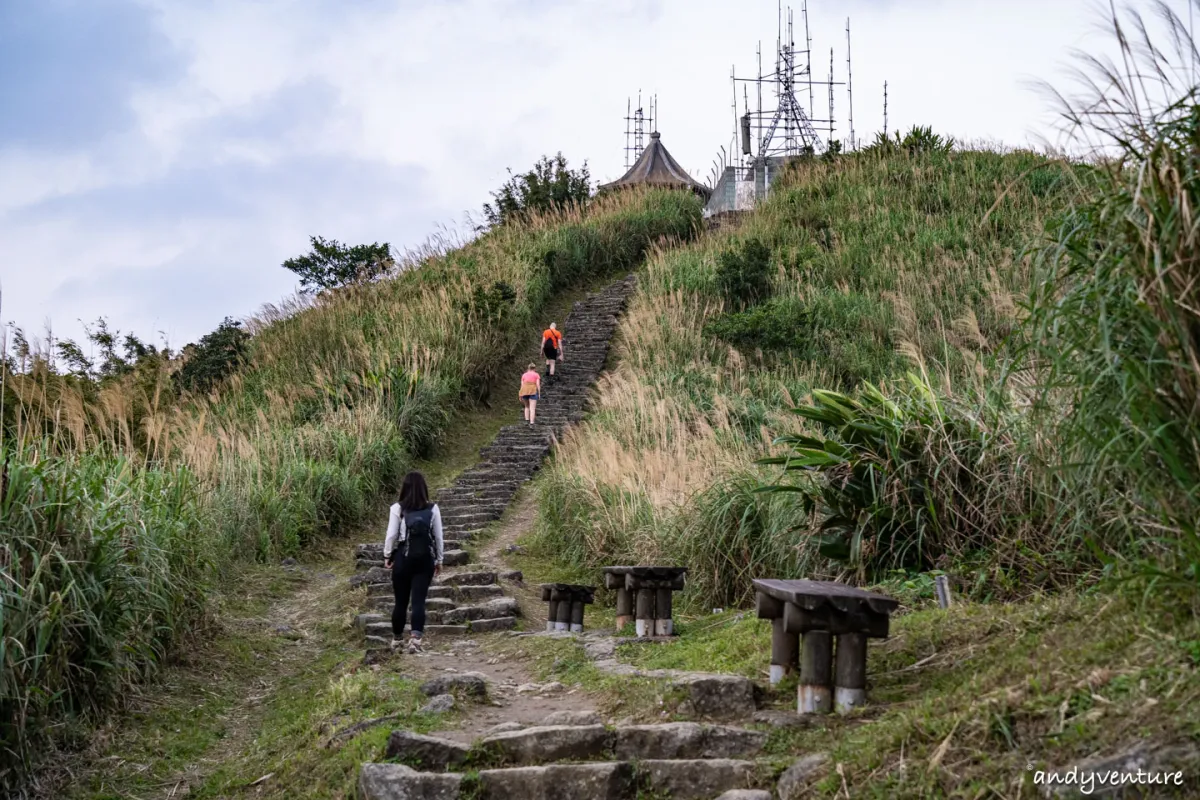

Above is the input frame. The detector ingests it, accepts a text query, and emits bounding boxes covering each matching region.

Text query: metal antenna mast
[741,3,827,157]
[846,18,855,151]
[623,91,650,168]
[883,80,889,138]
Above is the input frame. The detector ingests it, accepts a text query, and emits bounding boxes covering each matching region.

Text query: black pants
[391,551,436,636]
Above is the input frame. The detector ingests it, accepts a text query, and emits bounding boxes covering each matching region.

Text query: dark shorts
[522,393,539,401]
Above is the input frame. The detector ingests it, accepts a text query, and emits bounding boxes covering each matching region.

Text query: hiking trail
[348,275,822,800]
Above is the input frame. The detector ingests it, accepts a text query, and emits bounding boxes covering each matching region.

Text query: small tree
[175,317,251,395]
[282,236,393,294]
[482,153,591,228]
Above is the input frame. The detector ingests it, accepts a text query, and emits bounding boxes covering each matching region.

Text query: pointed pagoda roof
[598,132,711,199]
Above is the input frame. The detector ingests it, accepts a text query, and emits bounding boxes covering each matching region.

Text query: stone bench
[603,566,688,637]
[752,578,899,715]
[541,584,595,632]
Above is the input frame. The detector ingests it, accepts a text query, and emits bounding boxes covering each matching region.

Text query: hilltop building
[704,157,792,217]
[598,132,711,199]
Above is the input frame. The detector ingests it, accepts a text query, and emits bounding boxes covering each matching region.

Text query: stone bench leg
[570,600,585,633]
[770,617,799,686]
[615,588,632,631]
[635,588,655,638]
[546,599,558,632]
[555,596,571,631]
[654,588,673,636]
[834,632,867,713]
[798,630,833,714]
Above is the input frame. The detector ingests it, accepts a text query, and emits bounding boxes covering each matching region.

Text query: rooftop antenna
[846,18,855,151]
[628,98,638,170]
[883,80,889,138]
[803,0,813,120]
[828,47,835,150]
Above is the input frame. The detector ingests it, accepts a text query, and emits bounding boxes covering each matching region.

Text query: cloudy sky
[0,0,1171,352]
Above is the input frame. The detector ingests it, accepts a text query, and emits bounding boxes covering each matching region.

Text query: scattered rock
[715,791,772,800]
[540,681,564,694]
[365,635,389,647]
[420,673,488,699]
[541,710,602,726]
[362,648,393,666]
[477,762,633,800]
[280,557,298,567]
[470,617,518,633]
[478,724,614,766]
[503,546,525,555]
[357,763,461,800]
[615,723,766,760]
[482,721,525,736]
[776,753,830,800]
[639,759,757,800]
[752,709,813,729]
[385,730,470,769]
[672,675,757,720]
[421,694,456,714]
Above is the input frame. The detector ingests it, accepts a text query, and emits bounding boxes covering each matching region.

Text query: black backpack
[402,506,436,560]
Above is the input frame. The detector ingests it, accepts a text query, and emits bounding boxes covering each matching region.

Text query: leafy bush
[282,235,394,293]
[861,125,955,157]
[482,153,592,228]
[175,316,251,395]
[756,374,1071,589]
[714,238,773,310]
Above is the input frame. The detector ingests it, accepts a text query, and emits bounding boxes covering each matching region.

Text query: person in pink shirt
[519,363,541,425]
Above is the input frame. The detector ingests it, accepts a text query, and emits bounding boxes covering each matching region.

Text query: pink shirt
[521,370,541,386]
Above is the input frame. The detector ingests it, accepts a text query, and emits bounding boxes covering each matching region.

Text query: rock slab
[358,763,461,800]
[478,724,614,766]
[478,762,634,800]
[385,731,470,770]
[615,722,766,760]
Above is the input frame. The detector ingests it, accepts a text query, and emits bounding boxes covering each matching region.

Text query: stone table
[752,578,899,714]
[603,566,688,637]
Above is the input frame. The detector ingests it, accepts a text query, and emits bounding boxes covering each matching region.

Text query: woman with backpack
[519,362,541,425]
[383,471,444,652]
[541,322,563,376]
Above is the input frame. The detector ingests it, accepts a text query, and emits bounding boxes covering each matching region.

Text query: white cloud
[1,0,1183,349]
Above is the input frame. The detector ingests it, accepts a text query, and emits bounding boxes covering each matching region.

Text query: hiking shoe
[406,636,424,654]
[389,637,403,650]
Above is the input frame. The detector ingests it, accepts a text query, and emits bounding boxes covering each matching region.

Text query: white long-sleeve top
[383,503,444,564]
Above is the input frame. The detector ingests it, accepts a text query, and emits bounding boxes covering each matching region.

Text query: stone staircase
[351,275,638,640]
[359,721,781,800]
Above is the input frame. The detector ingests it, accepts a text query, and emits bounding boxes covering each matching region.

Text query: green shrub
[714,238,773,310]
[703,293,895,386]
[756,373,1076,590]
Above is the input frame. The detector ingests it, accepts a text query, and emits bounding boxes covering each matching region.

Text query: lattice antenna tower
[624,91,657,169]
[731,1,852,165]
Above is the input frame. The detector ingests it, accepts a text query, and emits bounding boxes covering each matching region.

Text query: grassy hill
[0,187,702,790]
[529,147,1081,605]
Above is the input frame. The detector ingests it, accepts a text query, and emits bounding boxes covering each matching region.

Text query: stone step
[367,582,506,600]
[365,621,469,638]
[358,758,759,800]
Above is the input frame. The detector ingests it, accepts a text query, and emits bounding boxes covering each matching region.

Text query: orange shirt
[542,329,562,346]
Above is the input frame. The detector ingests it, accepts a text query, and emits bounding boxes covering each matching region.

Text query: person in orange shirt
[541,322,563,375]
[519,363,541,425]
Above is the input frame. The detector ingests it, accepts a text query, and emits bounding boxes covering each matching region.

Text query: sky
[0,0,1177,354]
